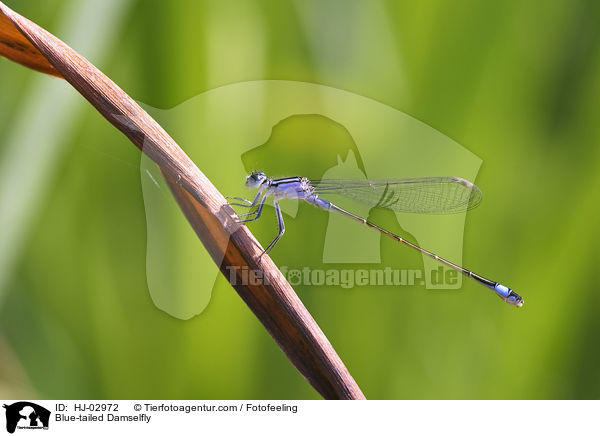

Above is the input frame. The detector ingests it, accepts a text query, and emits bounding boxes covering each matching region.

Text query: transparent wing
[312,177,482,214]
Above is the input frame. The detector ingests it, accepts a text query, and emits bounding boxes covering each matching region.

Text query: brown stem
[0,2,365,399]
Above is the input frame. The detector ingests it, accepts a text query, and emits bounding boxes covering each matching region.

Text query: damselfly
[229,172,524,307]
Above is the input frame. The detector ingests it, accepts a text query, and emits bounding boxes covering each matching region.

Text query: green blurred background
[1,0,599,399]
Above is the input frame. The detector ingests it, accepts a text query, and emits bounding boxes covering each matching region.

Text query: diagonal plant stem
[0,2,365,399]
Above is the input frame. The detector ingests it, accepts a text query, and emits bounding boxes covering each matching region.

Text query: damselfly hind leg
[259,201,285,261]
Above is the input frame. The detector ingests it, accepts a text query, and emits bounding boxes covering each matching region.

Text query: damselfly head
[246,171,267,189]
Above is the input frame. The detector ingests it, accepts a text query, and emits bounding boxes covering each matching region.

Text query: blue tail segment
[468,272,524,307]
[490,283,524,307]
